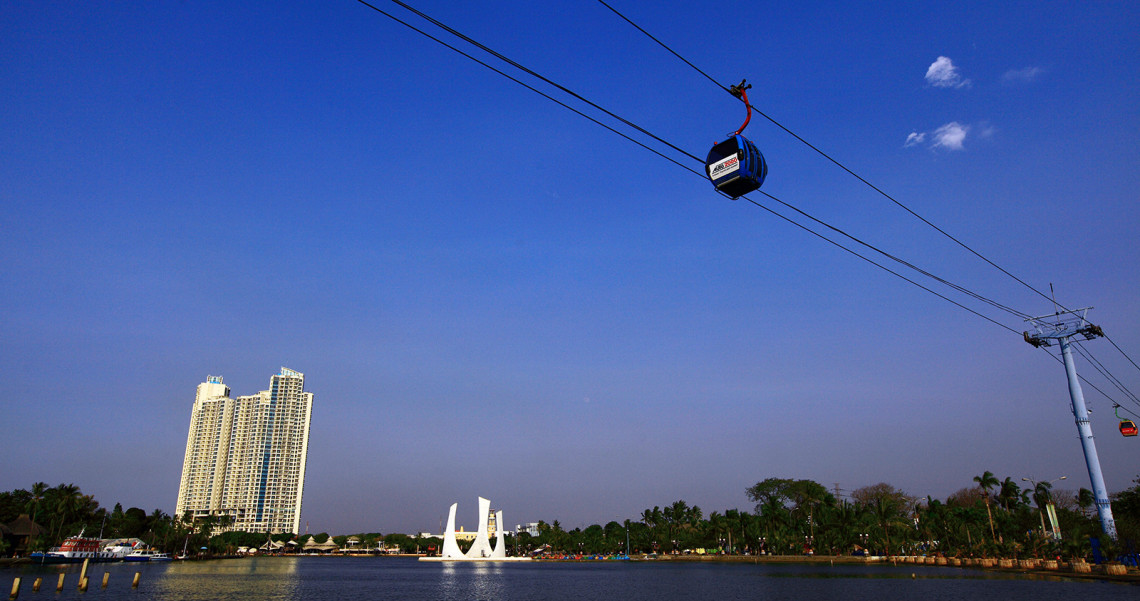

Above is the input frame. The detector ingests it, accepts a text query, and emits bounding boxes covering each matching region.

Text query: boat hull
[30,553,122,564]
[124,552,172,562]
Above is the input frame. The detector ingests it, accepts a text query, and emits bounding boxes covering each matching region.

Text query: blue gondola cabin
[706,134,767,198]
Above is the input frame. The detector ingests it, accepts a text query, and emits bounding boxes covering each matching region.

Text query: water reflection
[166,556,299,575]
[154,557,300,601]
[3,557,1135,601]
[437,561,508,600]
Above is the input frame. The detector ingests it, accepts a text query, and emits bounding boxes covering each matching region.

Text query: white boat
[124,548,173,562]
[102,538,144,560]
[30,529,122,563]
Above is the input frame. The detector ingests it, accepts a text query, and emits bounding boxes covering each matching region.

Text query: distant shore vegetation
[2,474,1138,560]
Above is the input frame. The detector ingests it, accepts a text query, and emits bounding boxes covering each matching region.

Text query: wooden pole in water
[9,577,19,600]
[31,578,41,593]
[77,577,88,592]
[79,558,90,582]
[56,574,65,592]
[132,573,141,588]
[101,572,109,589]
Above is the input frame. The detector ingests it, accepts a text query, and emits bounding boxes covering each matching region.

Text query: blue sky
[3,0,1138,535]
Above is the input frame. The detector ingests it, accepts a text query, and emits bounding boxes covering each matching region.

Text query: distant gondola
[1115,404,1137,437]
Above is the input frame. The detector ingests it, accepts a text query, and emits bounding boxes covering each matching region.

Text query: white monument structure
[419,497,530,562]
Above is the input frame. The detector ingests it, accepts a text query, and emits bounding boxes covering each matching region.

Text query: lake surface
[5,557,1136,601]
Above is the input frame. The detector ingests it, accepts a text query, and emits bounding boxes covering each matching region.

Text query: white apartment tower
[175,368,314,534]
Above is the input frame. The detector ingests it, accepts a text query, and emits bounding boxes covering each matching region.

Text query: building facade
[175,368,314,534]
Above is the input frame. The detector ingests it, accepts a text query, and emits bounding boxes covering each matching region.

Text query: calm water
[5,557,1136,601]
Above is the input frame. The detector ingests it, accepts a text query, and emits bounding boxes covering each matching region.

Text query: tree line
[0,483,179,554]
[513,474,1140,560]
[3,473,1138,559]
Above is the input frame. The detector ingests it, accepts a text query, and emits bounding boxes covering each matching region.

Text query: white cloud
[1002,66,1044,84]
[925,56,971,89]
[906,122,971,151]
[931,122,969,150]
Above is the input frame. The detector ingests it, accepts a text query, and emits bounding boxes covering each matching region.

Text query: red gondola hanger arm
[730,79,752,136]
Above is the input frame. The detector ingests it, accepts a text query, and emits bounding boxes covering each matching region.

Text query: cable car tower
[1023,307,1117,540]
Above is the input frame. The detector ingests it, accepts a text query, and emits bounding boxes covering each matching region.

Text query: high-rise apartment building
[175,368,314,534]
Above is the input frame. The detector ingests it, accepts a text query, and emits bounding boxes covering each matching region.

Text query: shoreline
[3,554,1135,584]
[618,553,1140,583]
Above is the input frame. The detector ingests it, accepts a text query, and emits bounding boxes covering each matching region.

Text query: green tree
[196,514,218,541]
[28,482,48,526]
[51,483,82,540]
[385,532,413,552]
[973,471,999,542]
[723,509,744,553]
[581,524,604,553]
[0,489,33,524]
[755,494,790,553]
[817,500,860,555]
[603,521,626,553]
[705,511,727,550]
[1110,475,1140,541]
[869,495,908,555]
[747,478,835,552]
[746,478,796,508]
[1030,481,1055,537]
[996,477,1027,512]
[1077,488,1095,517]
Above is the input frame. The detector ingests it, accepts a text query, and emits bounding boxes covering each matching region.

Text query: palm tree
[1077,488,1095,518]
[688,504,703,527]
[996,477,1026,512]
[1031,481,1054,537]
[52,483,82,541]
[27,482,48,525]
[759,496,788,534]
[650,506,664,548]
[817,501,857,555]
[919,496,947,550]
[973,471,998,542]
[757,497,792,554]
[667,500,688,545]
[872,496,908,556]
[950,505,983,554]
[724,509,742,553]
[550,520,565,552]
[196,514,217,547]
[705,511,726,550]
[149,509,171,549]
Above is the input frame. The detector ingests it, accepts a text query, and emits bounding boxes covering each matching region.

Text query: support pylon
[1024,308,1117,540]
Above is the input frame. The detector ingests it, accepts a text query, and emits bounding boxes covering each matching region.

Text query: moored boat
[124,548,173,562]
[30,530,124,564]
[102,538,143,560]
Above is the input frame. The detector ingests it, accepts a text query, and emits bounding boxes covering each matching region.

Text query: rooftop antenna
[1024,306,1116,539]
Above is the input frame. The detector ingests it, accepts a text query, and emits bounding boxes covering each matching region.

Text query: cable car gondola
[706,80,768,198]
[707,134,767,198]
[1115,404,1137,437]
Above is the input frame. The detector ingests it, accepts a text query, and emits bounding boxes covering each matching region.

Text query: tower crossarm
[1022,307,1102,347]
